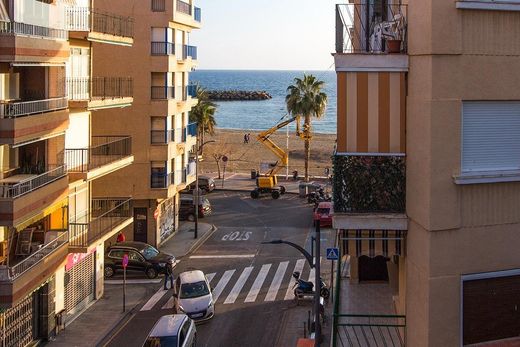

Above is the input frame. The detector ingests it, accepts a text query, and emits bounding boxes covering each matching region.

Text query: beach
[199,128,336,178]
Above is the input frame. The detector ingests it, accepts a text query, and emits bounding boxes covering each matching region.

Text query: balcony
[194,7,202,22]
[0,165,68,227]
[151,86,175,100]
[174,0,202,28]
[186,122,197,137]
[335,3,408,71]
[187,84,197,98]
[0,97,69,145]
[332,155,407,230]
[183,45,198,60]
[69,198,133,251]
[151,172,173,189]
[67,77,133,110]
[66,7,134,46]
[151,130,175,144]
[151,0,166,12]
[151,41,175,55]
[64,136,133,181]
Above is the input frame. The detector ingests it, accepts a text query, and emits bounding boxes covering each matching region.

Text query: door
[358,255,389,282]
[127,250,146,272]
[133,208,148,243]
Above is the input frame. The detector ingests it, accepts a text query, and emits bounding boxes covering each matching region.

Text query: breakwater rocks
[207,90,272,101]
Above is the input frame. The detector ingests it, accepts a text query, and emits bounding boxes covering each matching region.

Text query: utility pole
[286,124,289,180]
[314,220,321,346]
[194,136,215,239]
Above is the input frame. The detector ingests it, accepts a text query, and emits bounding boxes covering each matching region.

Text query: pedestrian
[324,167,330,178]
[244,133,248,144]
[163,262,174,290]
[116,231,125,243]
[247,133,251,143]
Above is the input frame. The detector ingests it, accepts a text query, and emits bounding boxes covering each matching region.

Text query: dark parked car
[104,241,175,279]
[179,195,212,222]
[181,176,216,194]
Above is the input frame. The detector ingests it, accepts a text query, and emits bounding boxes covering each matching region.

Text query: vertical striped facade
[336,72,406,154]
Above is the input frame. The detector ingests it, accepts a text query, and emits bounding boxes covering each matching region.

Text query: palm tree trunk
[304,114,311,181]
[201,124,205,155]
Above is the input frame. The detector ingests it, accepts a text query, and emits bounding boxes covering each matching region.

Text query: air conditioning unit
[0,73,20,101]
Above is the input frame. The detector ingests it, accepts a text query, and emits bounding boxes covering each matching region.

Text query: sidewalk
[47,222,215,347]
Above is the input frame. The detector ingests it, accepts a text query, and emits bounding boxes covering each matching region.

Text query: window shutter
[462,102,520,173]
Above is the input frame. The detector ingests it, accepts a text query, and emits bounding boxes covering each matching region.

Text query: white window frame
[456,0,520,11]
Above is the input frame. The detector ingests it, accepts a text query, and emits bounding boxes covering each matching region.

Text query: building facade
[334,0,520,346]
[90,0,200,247]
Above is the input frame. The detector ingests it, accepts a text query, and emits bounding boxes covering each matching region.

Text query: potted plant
[384,14,405,53]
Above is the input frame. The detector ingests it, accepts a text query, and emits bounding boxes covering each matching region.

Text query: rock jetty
[207,90,272,101]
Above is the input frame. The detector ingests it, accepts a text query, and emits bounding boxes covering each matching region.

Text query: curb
[214,188,300,195]
[179,224,217,258]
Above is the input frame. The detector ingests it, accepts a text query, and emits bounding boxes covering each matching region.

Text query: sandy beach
[199,128,336,178]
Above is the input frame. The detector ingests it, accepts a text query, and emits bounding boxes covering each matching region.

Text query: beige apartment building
[333,0,520,346]
[0,0,134,345]
[90,0,200,247]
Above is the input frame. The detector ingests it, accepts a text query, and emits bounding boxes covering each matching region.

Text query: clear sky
[190,0,338,71]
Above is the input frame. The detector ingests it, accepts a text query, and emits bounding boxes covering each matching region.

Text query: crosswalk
[140,258,321,312]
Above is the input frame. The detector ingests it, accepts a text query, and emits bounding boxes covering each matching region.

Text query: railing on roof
[335,3,407,54]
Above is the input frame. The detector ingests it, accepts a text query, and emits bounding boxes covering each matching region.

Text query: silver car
[143,314,196,347]
[174,270,214,322]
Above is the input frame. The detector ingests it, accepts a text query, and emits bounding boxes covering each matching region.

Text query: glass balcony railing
[151,41,174,55]
[186,122,197,137]
[0,97,68,118]
[183,45,198,60]
[187,84,197,98]
[332,155,406,213]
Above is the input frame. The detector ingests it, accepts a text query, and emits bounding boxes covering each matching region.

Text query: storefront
[63,251,95,324]
[157,196,177,244]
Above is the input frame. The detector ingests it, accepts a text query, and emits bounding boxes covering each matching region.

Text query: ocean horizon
[191,69,337,134]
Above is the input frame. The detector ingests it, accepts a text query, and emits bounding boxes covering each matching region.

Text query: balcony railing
[151,172,173,188]
[0,21,67,40]
[64,136,132,173]
[151,41,174,55]
[0,231,68,280]
[186,122,197,137]
[151,130,175,144]
[183,45,198,60]
[332,155,405,213]
[0,165,67,199]
[335,3,407,54]
[0,97,68,118]
[69,198,132,248]
[67,77,133,101]
[151,86,175,100]
[176,0,192,15]
[187,84,197,98]
[65,7,134,38]
[151,0,166,12]
[194,7,201,22]
[176,86,187,101]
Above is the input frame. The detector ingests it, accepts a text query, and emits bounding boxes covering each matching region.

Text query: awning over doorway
[339,229,406,257]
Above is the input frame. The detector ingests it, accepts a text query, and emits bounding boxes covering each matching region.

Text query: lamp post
[194,135,215,239]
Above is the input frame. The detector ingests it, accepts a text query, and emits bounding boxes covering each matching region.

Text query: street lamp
[194,136,215,239]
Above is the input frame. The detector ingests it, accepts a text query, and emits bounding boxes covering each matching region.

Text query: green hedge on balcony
[332,155,406,213]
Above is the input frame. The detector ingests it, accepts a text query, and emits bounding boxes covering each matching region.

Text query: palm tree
[189,85,217,154]
[285,74,328,181]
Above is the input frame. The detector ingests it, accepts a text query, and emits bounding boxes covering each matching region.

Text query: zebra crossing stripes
[224,266,253,304]
[244,264,271,303]
[284,259,305,300]
[141,288,167,311]
[206,272,216,284]
[265,261,289,301]
[162,296,175,310]
[212,270,235,302]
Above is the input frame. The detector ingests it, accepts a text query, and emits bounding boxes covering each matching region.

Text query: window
[128,251,143,262]
[461,101,520,176]
[456,0,520,11]
[109,250,124,259]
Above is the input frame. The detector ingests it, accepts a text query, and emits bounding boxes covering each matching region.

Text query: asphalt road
[105,191,326,347]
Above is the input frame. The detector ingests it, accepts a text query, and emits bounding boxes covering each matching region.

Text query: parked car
[143,314,196,347]
[181,176,216,194]
[104,241,175,279]
[179,195,212,221]
[173,270,215,322]
[313,201,333,227]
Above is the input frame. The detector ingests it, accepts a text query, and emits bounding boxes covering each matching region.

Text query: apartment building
[90,0,200,246]
[0,0,134,344]
[333,0,520,346]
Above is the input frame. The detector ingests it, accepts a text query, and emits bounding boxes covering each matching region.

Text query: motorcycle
[292,271,330,300]
[307,188,332,207]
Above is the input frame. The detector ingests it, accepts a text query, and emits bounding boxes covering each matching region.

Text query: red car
[313,202,333,227]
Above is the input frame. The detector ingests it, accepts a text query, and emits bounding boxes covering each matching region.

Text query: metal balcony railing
[151,172,173,188]
[187,84,197,98]
[176,0,192,15]
[181,128,187,142]
[151,86,175,100]
[0,231,69,280]
[151,0,166,12]
[183,45,198,60]
[0,97,68,118]
[0,165,67,199]
[332,155,406,213]
[176,86,187,101]
[65,7,134,38]
[186,122,197,137]
[194,7,201,22]
[151,130,175,144]
[151,41,175,55]
[335,3,407,54]
[64,136,132,173]
[69,198,132,248]
[0,21,67,40]
[67,77,133,101]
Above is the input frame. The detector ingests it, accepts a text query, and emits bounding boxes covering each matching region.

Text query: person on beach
[244,133,248,144]
[247,133,251,143]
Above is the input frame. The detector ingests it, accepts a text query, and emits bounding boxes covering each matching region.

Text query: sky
[190,0,338,71]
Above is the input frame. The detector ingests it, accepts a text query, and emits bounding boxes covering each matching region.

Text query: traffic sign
[122,254,129,268]
[326,248,339,260]
[222,155,228,162]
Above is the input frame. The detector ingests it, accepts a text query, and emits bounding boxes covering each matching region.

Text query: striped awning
[339,229,406,257]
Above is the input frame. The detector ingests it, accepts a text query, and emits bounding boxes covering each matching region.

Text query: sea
[190,70,337,134]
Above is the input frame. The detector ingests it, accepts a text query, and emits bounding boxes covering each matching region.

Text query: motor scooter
[292,271,330,300]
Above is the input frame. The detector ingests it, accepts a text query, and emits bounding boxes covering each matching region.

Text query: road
[105,191,333,347]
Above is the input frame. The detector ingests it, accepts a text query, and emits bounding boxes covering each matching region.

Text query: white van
[174,270,215,322]
[143,314,196,347]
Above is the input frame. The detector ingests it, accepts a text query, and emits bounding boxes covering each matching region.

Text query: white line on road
[224,267,253,304]
[245,264,271,303]
[141,288,168,311]
[212,270,236,302]
[189,255,256,259]
[284,259,306,300]
[162,296,175,310]
[206,273,216,284]
[265,261,289,301]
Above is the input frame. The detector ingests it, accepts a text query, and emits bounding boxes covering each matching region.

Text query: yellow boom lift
[251,115,303,199]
